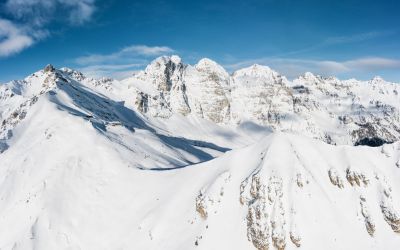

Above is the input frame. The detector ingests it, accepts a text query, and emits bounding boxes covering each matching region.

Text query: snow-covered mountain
[0,58,400,250]
[121,56,400,146]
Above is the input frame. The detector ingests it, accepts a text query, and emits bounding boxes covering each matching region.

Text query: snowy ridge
[0,58,400,249]
[0,65,246,168]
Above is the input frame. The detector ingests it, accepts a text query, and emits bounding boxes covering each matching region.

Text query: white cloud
[76,45,174,65]
[0,0,96,57]
[4,0,96,26]
[79,63,145,79]
[0,19,34,57]
[323,31,392,45]
[4,0,55,26]
[344,57,400,70]
[224,57,400,79]
[121,45,174,56]
[59,0,96,25]
[74,45,175,79]
[273,31,395,58]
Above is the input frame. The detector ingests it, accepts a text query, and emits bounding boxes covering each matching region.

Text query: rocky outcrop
[0,65,62,145]
[195,171,231,220]
[185,58,230,123]
[132,56,191,117]
[346,168,369,187]
[328,168,345,188]
[230,65,293,127]
[360,196,375,236]
[235,136,400,248]
[240,172,290,250]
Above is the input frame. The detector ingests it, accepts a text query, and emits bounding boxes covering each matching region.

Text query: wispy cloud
[224,57,400,79]
[121,45,175,56]
[344,57,400,70]
[0,19,34,57]
[220,30,398,79]
[0,0,96,57]
[273,31,395,58]
[75,45,174,65]
[79,63,145,79]
[63,0,96,25]
[4,0,96,26]
[323,31,393,45]
[74,44,175,79]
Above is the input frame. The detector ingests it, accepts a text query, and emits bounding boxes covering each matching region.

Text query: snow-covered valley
[0,57,400,249]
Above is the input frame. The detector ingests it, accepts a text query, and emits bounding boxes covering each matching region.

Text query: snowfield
[0,60,400,250]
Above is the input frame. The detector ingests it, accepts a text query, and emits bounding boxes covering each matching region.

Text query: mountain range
[0,56,400,250]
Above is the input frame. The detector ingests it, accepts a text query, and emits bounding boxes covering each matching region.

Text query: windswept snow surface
[0,62,400,249]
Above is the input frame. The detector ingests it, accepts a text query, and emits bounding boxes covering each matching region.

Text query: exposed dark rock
[0,141,8,153]
[44,64,55,73]
[292,85,310,94]
[355,137,391,147]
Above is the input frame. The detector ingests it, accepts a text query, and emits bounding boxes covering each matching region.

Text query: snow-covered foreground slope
[1,123,400,249]
[1,62,400,249]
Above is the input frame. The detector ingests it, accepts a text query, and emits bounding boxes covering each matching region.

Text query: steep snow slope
[0,66,255,169]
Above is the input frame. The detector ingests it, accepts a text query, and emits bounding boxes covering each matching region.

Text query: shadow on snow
[49,78,230,170]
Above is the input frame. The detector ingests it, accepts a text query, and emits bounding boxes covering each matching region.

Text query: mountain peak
[170,55,182,64]
[144,55,184,76]
[44,64,55,73]
[252,63,269,69]
[303,71,316,79]
[59,67,75,73]
[370,75,386,84]
[195,58,228,77]
[151,55,182,66]
[250,63,272,71]
[294,71,323,85]
[196,58,218,66]
[233,64,279,78]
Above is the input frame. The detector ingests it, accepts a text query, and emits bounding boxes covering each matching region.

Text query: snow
[233,64,280,79]
[113,55,400,145]
[0,60,400,249]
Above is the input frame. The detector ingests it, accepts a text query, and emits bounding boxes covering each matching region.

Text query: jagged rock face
[125,57,400,145]
[0,69,59,141]
[291,73,400,145]
[184,59,231,123]
[61,67,115,90]
[130,56,231,122]
[133,56,191,117]
[230,65,293,127]
[44,64,55,73]
[190,134,400,249]
[0,66,121,145]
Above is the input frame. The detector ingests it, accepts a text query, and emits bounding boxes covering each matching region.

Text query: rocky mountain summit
[122,56,400,146]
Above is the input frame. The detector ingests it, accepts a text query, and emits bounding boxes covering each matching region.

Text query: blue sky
[1,0,400,82]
